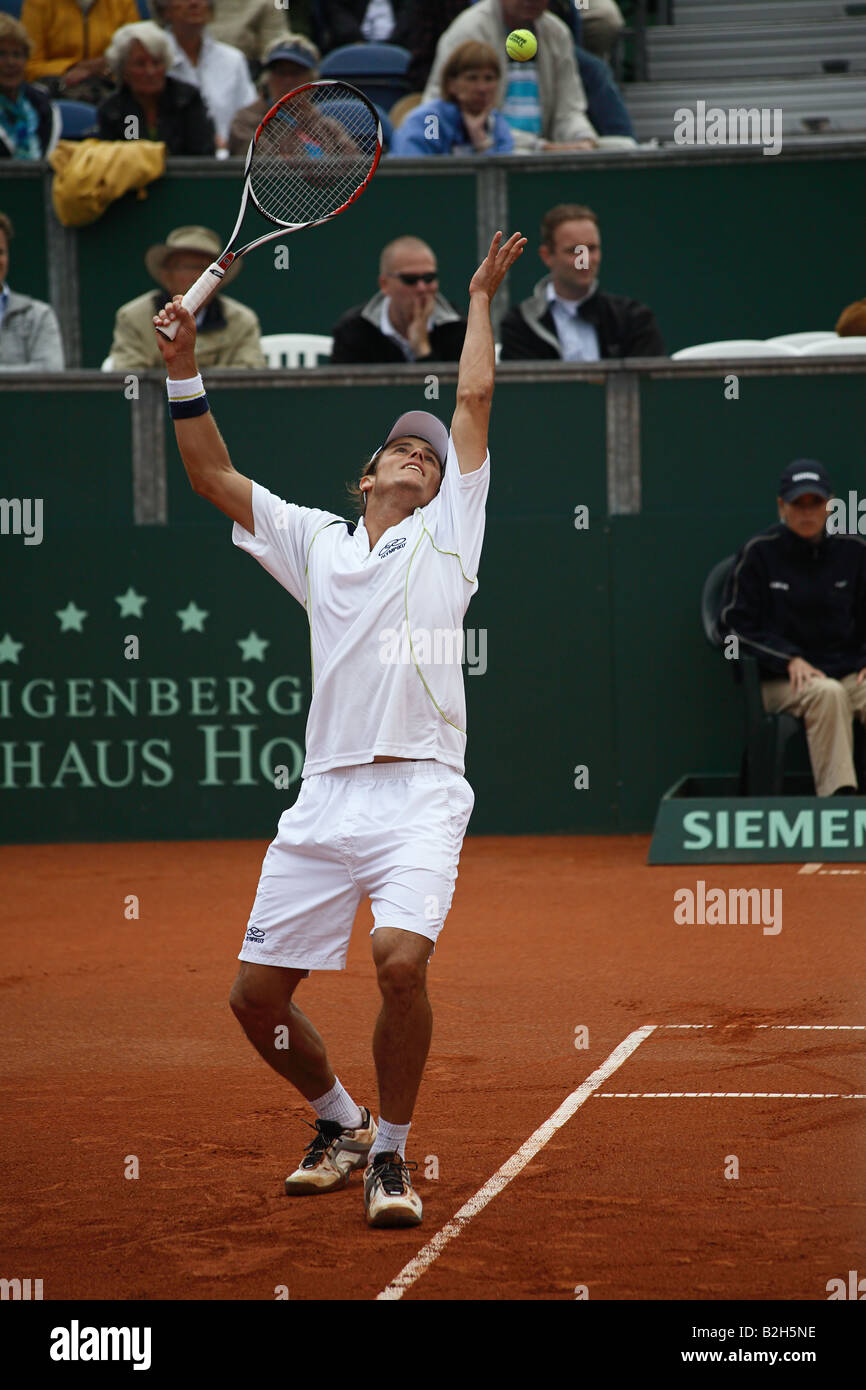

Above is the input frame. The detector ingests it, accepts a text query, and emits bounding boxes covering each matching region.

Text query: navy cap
[778,459,833,501]
[264,41,319,70]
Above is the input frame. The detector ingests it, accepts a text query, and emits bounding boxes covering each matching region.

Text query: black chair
[702,555,866,794]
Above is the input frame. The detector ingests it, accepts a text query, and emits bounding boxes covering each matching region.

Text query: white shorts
[238,760,475,972]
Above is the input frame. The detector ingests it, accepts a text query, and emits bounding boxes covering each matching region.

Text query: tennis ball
[505,29,537,62]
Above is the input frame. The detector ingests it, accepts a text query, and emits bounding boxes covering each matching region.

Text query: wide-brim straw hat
[145,225,242,289]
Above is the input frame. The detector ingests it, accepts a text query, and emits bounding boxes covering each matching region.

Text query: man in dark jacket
[500,202,664,360]
[330,235,466,364]
[720,459,866,796]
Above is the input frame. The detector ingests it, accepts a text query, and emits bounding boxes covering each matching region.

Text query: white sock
[370,1117,411,1160]
[311,1078,364,1130]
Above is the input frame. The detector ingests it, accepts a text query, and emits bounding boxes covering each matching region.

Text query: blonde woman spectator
[0,212,64,370]
[391,41,513,155]
[152,0,256,153]
[0,14,60,160]
[20,0,139,102]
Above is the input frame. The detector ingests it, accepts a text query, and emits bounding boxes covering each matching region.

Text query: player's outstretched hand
[468,230,526,301]
[153,295,198,365]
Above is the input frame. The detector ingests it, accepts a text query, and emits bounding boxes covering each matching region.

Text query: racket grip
[155,262,226,340]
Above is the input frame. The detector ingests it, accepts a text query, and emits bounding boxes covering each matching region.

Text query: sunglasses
[392,272,437,286]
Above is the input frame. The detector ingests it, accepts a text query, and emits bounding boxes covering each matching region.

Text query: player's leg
[229,961,334,1099]
[371,926,435,1124]
[762,674,856,794]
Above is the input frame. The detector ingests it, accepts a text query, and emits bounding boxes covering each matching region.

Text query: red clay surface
[1,836,864,1301]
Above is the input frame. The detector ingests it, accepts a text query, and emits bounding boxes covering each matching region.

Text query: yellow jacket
[49,139,166,227]
[23,0,140,81]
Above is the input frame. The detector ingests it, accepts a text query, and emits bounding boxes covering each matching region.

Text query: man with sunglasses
[330,235,467,364]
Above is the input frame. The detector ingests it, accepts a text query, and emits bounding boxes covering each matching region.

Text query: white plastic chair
[766,331,836,349]
[793,336,866,355]
[260,333,333,367]
[101,354,115,370]
[671,339,800,360]
[494,342,502,362]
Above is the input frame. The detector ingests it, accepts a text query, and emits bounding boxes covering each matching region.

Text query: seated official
[391,40,513,156]
[98,22,215,155]
[109,225,265,369]
[500,203,665,361]
[330,235,466,364]
[0,15,60,160]
[317,0,414,51]
[720,459,866,797]
[229,33,320,158]
[0,211,64,370]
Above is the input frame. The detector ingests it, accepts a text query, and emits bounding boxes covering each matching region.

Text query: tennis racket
[156,80,383,340]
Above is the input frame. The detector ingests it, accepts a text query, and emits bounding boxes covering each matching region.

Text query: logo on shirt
[835,580,848,588]
[769,581,789,590]
[244,925,266,944]
[378,537,407,558]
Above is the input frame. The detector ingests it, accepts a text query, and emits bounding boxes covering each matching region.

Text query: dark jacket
[330,290,466,364]
[500,275,665,360]
[0,83,60,159]
[720,522,866,679]
[96,76,215,156]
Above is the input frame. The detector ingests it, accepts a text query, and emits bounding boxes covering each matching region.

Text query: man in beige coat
[109,225,265,369]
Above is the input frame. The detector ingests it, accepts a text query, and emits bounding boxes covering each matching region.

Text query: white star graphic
[238,630,270,662]
[56,601,88,632]
[115,587,148,618]
[176,601,209,633]
[0,632,23,664]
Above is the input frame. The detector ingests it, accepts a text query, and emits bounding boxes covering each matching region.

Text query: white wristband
[166,374,205,401]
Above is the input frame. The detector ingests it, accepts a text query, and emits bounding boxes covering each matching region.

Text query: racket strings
[250,83,380,226]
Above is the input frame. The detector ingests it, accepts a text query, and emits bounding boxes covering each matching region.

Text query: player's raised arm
[451,231,526,475]
[154,296,255,534]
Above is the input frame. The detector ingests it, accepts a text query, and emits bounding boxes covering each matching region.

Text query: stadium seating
[319,44,411,114]
[259,332,333,367]
[56,100,99,140]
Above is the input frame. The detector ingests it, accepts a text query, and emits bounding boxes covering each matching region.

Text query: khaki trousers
[761,673,866,796]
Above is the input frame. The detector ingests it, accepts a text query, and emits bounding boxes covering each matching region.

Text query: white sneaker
[284,1108,377,1195]
[364,1151,423,1228]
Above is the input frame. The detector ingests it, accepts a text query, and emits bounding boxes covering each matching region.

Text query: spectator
[0,15,60,160]
[500,202,664,360]
[405,1,633,139]
[390,41,514,155]
[109,224,265,368]
[835,299,866,336]
[98,22,215,154]
[152,0,256,154]
[228,32,320,157]
[424,1,635,151]
[0,212,64,370]
[330,235,466,363]
[208,1,288,66]
[720,460,866,797]
[20,0,139,103]
[579,0,625,64]
[317,2,414,52]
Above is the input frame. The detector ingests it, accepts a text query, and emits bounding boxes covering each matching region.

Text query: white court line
[376,1024,656,1302]
[661,1024,864,1030]
[595,1092,866,1099]
[798,863,823,874]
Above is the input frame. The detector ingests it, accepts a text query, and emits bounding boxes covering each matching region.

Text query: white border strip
[661,1024,864,1030]
[596,1091,866,1099]
[377,1025,656,1301]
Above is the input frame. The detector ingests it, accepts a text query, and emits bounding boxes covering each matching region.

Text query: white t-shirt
[231,437,489,776]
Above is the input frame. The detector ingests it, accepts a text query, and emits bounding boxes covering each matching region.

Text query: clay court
[2,834,863,1302]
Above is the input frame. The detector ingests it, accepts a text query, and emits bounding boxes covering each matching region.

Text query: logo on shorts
[769,581,789,590]
[245,925,266,944]
[378,537,406,558]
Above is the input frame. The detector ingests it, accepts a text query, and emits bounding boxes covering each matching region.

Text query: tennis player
[154,229,525,1228]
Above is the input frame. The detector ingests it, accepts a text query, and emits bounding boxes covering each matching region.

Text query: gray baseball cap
[375,411,450,472]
